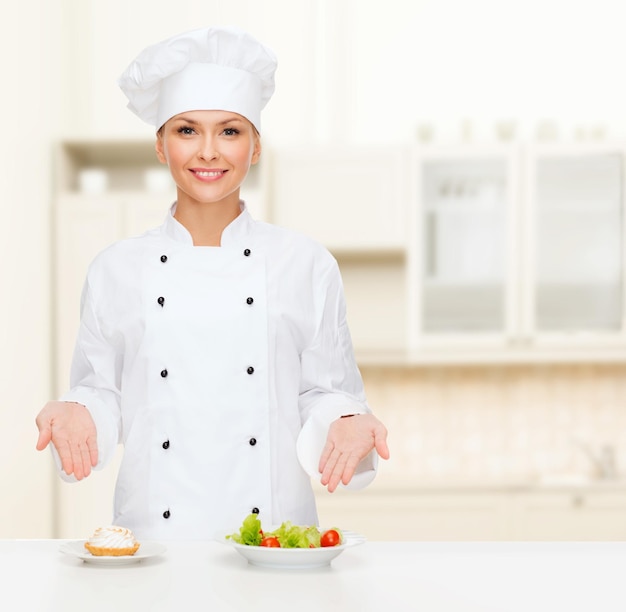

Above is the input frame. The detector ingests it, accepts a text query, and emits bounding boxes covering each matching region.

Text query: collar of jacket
[162,200,252,246]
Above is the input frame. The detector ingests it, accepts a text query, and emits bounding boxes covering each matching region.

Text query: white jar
[78,168,108,194]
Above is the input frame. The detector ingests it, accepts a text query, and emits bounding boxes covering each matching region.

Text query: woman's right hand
[35,401,98,480]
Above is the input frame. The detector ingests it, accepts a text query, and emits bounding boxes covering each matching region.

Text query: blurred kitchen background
[4,0,626,540]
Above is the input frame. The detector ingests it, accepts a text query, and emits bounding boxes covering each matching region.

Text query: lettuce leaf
[226,513,263,546]
[265,521,321,548]
[227,514,326,548]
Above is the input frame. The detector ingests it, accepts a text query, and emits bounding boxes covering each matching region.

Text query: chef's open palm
[319,414,389,492]
[35,401,98,480]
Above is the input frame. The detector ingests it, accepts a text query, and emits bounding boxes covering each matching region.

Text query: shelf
[331,247,406,263]
[55,138,264,195]
[61,138,159,166]
[56,139,162,193]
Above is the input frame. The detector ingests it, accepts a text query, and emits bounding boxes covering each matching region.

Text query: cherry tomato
[320,529,341,547]
[259,536,281,547]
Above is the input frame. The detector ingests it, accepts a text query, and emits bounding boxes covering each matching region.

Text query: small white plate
[227,530,366,570]
[59,540,167,566]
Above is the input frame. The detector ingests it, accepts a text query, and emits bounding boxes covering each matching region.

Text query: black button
[163,510,170,519]
[251,507,260,514]
[160,255,168,263]
[247,366,254,375]
[249,438,257,446]
[243,248,251,257]
[161,369,168,378]
[246,297,254,305]
[162,440,170,450]
[157,296,165,306]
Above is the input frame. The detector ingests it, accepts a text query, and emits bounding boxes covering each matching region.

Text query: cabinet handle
[572,494,585,508]
[508,336,533,347]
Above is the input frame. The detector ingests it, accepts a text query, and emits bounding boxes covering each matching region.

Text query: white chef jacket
[55,202,376,540]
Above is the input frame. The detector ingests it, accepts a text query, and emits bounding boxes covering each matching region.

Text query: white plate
[59,540,167,566]
[227,530,366,570]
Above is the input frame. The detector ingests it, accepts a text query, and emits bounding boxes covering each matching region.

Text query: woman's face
[156,110,261,209]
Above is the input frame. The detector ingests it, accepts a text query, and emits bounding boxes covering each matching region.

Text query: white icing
[87,526,138,549]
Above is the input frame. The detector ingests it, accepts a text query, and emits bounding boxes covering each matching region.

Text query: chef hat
[118,26,277,132]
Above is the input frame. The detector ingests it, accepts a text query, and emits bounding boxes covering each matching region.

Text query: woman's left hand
[318,414,389,492]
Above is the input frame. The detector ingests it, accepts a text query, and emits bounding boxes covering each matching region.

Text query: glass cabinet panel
[534,154,623,332]
[421,158,510,332]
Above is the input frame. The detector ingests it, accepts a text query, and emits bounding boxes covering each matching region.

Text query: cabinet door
[314,489,508,541]
[512,491,626,540]
[339,255,407,359]
[54,194,123,393]
[409,147,519,349]
[524,145,626,343]
[270,146,409,251]
[123,193,173,238]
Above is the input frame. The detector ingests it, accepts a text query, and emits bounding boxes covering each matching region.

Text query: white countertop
[3,539,626,611]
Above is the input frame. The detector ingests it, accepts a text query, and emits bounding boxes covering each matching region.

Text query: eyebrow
[173,116,245,126]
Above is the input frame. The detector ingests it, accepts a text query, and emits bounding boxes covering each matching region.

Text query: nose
[198,137,219,160]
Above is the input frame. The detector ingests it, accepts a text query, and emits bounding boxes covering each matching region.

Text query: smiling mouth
[192,170,225,178]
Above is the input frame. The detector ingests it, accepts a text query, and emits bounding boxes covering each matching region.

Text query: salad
[227,513,343,549]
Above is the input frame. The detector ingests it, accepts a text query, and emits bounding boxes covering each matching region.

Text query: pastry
[84,526,140,556]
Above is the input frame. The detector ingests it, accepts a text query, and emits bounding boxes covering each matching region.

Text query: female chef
[35,26,389,541]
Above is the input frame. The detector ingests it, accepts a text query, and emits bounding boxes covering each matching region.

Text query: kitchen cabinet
[408,145,519,347]
[44,480,626,541]
[314,488,509,541]
[314,485,626,541]
[269,142,626,364]
[269,146,411,359]
[335,253,407,357]
[511,489,626,540]
[522,144,625,343]
[405,142,626,364]
[269,146,410,252]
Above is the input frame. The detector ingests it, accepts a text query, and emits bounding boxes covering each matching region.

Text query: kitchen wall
[0,2,62,538]
[3,0,626,538]
[51,0,626,145]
